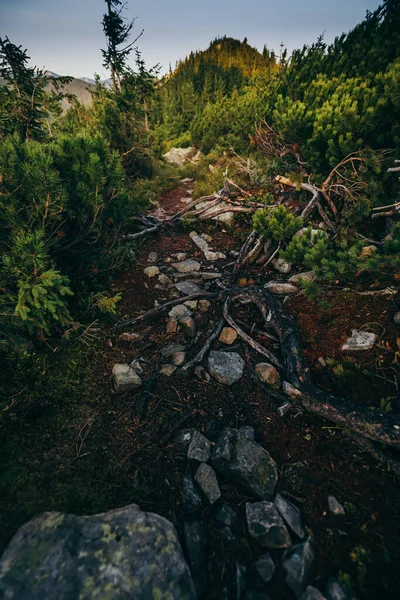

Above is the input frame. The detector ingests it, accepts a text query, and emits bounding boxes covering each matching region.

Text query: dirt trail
[1,180,399,598]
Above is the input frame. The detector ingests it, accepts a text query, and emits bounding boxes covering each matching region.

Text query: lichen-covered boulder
[0,505,195,600]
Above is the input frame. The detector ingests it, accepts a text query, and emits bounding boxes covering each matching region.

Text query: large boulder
[246,502,291,549]
[211,427,278,499]
[164,147,199,167]
[208,351,245,386]
[0,505,195,599]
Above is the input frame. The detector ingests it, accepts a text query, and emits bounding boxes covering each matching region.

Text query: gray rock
[129,359,144,376]
[158,273,173,286]
[164,146,198,167]
[183,519,207,595]
[211,504,236,528]
[175,253,188,261]
[162,342,186,357]
[175,281,202,295]
[201,272,222,280]
[112,364,142,393]
[282,537,314,597]
[160,364,177,377]
[180,316,197,337]
[189,231,226,261]
[239,426,255,441]
[394,312,400,325]
[173,259,201,273]
[264,282,298,295]
[148,252,158,263]
[328,495,345,516]
[183,475,202,514]
[208,351,245,386]
[325,578,359,600]
[169,304,192,319]
[187,430,211,463]
[144,265,160,278]
[255,554,276,583]
[274,493,305,538]
[0,505,195,600]
[342,330,377,351]
[271,258,292,273]
[195,463,221,504]
[300,587,327,600]
[246,501,291,548]
[211,427,278,499]
[289,271,315,284]
[255,362,281,389]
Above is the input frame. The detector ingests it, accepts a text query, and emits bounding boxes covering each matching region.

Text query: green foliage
[253,205,303,243]
[90,291,122,315]
[0,36,73,141]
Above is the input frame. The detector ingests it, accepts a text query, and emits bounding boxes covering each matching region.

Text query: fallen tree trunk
[261,290,400,449]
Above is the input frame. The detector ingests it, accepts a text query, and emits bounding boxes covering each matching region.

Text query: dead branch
[181,318,226,372]
[114,291,218,330]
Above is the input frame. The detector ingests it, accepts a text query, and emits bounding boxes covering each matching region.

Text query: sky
[0,0,382,79]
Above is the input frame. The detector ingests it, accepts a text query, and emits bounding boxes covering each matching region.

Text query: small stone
[118,332,141,343]
[299,587,327,600]
[198,300,211,312]
[184,300,198,310]
[289,271,315,284]
[187,430,211,462]
[328,495,345,516]
[277,402,292,417]
[148,252,158,262]
[255,554,276,583]
[201,272,222,280]
[158,273,173,286]
[172,351,186,366]
[112,364,142,393]
[161,342,186,357]
[194,366,210,382]
[318,357,327,367]
[180,316,197,337]
[342,330,377,351]
[219,327,238,345]
[393,312,400,325]
[325,577,358,600]
[211,504,236,528]
[175,281,202,295]
[208,351,245,386]
[144,266,159,278]
[175,252,188,261]
[169,304,191,319]
[255,363,281,389]
[166,318,179,333]
[183,475,202,514]
[274,493,305,538]
[282,537,314,597]
[173,259,201,273]
[264,282,298,295]
[271,258,292,273]
[246,501,291,548]
[129,359,144,376]
[159,364,177,377]
[164,257,173,263]
[195,463,221,505]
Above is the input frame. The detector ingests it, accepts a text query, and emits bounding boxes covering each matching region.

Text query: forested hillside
[1,1,400,599]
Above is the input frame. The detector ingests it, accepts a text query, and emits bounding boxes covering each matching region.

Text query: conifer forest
[0,1,400,598]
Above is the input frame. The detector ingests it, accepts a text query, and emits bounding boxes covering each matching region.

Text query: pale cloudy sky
[0,0,382,79]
